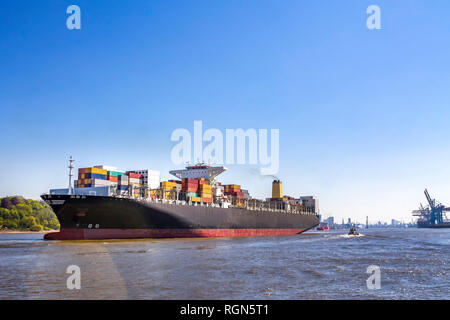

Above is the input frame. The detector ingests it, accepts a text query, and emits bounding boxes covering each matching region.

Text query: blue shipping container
[84,173,107,180]
[49,186,110,196]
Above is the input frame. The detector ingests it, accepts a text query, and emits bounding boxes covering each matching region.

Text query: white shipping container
[130,169,160,189]
[94,165,118,171]
[147,175,160,189]
[129,178,140,184]
[91,179,116,187]
[214,187,223,197]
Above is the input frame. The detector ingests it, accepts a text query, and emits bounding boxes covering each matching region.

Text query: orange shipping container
[107,176,118,182]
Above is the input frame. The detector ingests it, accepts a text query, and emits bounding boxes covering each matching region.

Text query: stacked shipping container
[74,165,250,205]
[76,166,147,198]
[130,170,161,190]
[199,181,212,203]
[178,178,215,203]
[224,184,245,206]
[158,180,178,200]
[77,167,114,188]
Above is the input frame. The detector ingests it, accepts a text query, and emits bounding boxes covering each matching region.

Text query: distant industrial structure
[412,189,450,228]
[320,215,413,229]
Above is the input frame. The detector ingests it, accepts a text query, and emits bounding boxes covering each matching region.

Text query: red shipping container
[107,176,118,182]
[225,191,244,198]
[225,189,241,194]
[182,186,198,191]
[198,180,210,185]
[127,172,142,179]
[182,182,198,188]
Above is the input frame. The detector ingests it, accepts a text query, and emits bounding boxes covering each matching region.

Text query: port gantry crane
[412,189,450,225]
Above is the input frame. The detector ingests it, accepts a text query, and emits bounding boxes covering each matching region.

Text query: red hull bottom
[44,228,306,240]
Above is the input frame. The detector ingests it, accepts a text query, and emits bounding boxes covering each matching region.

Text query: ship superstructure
[169,163,226,181]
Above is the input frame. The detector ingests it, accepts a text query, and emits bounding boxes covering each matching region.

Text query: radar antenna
[68,156,75,195]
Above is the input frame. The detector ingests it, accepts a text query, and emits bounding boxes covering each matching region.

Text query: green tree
[1,198,12,210]
[20,216,37,229]
[0,196,59,231]
[11,197,21,206]
[30,224,43,231]
[16,203,33,218]
[30,201,44,211]
[4,220,19,229]
[0,208,9,219]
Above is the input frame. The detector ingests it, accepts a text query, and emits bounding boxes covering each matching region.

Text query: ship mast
[68,156,74,195]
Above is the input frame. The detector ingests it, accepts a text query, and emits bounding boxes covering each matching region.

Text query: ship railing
[136,191,317,215]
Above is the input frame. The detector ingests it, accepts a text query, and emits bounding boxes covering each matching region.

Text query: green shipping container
[107,171,125,177]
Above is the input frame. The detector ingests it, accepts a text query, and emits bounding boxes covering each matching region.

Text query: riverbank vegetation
[0,196,59,231]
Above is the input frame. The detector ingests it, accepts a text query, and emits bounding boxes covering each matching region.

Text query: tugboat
[316,222,330,231]
[348,224,359,236]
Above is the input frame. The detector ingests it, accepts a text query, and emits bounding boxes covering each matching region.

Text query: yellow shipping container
[201,193,212,199]
[224,184,241,190]
[86,167,108,175]
[190,196,201,202]
[165,193,176,200]
[162,181,176,186]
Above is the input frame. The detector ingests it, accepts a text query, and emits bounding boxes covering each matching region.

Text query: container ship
[42,159,320,240]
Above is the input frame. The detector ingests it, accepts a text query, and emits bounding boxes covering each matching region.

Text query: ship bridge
[169,164,226,181]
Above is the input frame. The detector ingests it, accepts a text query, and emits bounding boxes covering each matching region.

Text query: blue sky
[1,0,450,223]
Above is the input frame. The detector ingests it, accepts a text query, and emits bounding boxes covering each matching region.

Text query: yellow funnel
[272,180,283,199]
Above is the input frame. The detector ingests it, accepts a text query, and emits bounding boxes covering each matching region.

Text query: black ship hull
[41,194,320,240]
[417,221,450,228]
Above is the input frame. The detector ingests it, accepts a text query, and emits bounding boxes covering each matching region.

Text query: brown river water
[0,228,448,299]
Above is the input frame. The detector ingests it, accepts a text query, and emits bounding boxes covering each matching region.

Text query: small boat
[316,222,330,231]
[348,225,359,236]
